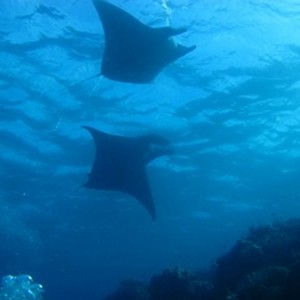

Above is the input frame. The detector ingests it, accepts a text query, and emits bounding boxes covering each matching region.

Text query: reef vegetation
[103,218,300,300]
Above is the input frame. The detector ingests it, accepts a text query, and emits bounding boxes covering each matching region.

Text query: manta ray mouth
[150,143,174,158]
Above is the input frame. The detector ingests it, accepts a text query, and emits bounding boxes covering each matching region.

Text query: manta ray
[83,126,173,219]
[92,0,196,83]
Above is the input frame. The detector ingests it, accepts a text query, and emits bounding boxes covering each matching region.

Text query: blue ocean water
[1,0,300,299]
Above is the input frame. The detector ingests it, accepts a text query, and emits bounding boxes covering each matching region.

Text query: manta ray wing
[92,0,196,83]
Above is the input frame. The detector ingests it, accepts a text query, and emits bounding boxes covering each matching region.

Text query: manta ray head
[139,134,174,164]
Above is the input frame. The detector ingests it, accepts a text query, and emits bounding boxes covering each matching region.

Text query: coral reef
[149,268,213,300]
[213,218,300,300]
[104,280,149,300]
[0,274,44,300]
[103,218,300,300]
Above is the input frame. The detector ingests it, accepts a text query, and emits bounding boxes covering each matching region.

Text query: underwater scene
[1,0,300,299]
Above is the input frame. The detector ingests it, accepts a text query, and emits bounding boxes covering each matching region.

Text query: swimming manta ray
[92,0,196,83]
[83,126,173,219]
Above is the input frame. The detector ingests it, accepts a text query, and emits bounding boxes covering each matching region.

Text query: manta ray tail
[69,73,102,89]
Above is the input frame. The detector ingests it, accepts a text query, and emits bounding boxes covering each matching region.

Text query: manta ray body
[92,0,196,83]
[83,126,173,219]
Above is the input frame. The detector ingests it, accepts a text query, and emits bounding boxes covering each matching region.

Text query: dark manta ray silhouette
[92,0,196,83]
[83,126,173,219]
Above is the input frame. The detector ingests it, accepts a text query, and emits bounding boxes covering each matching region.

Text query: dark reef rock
[104,280,149,300]
[149,268,213,300]
[213,239,264,297]
[149,268,191,300]
[234,266,288,300]
[213,218,300,300]
[283,261,300,300]
[102,218,300,300]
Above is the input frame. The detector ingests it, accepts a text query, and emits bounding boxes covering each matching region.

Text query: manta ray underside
[83,126,173,219]
[92,0,196,83]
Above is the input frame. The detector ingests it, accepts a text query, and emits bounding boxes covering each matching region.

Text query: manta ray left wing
[92,0,196,83]
[83,126,172,219]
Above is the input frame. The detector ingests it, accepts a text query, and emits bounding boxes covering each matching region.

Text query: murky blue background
[1,1,300,299]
